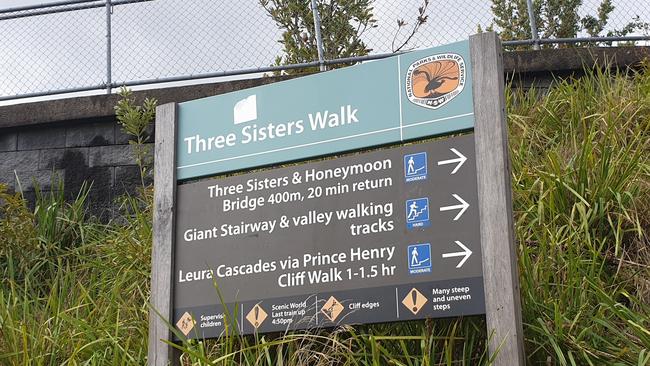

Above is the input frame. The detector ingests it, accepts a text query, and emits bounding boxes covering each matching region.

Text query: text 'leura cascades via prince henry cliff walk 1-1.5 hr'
[175,40,473,180]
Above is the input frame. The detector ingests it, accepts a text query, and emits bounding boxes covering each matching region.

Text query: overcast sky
[0,0,647,105]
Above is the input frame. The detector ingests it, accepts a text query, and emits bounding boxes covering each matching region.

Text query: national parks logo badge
[405,53,466,110]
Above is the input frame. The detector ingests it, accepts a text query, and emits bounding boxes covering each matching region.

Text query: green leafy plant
[260,0,377,74]
[114,86,157,190]
[259,0,430,75]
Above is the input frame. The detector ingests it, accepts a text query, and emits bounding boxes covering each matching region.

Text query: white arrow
[439,194,469,220]
[442,241,473,268]
[437,148,467,174]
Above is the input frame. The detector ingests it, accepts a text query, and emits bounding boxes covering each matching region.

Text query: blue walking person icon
[411,246,419,266]
[408,243,432,274]
[405,197,430,229]
[403,152,428,182]
[407,156,416,175]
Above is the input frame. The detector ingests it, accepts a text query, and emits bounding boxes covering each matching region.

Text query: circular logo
[405,53,466,110]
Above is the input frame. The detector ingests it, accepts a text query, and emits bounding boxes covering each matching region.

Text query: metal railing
[0,0,648,102]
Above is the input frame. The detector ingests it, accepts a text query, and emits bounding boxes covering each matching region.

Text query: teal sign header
[177,40,474,180]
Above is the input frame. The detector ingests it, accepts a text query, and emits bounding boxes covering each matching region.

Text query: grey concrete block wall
[39,148,89,170]
[17,126,67,150]
[66,120,115,147]
[0,118,150,219]
[0,133,17,152]
[0,150,40,172]
[89,145,141,167]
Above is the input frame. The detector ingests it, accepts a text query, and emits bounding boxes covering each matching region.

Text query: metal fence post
[106,0,112,93]
[309,0,326,71]
[525,0,540,50]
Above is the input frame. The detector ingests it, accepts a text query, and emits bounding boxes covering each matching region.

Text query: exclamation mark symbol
[411,289,418,313]
[254,306,259,327]
[246,304,268,329]
[402,288,428,315]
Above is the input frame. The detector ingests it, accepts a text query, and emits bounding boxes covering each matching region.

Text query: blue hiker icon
[408,243,432,274]
[404,152,427,182]
[405,197,430,229]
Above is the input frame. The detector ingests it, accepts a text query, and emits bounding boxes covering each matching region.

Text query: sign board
[150,33,524,366]
[174,134,483,337]
[176,41,473,180]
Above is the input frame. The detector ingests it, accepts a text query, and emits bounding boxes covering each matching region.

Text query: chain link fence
[1,0,648,101]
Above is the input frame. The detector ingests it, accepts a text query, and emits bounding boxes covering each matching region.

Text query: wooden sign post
[471,32,525,365]
[149,103,180,366]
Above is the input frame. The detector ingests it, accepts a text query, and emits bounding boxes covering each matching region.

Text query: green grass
[1,65,648,365]
[508,66,650,364]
